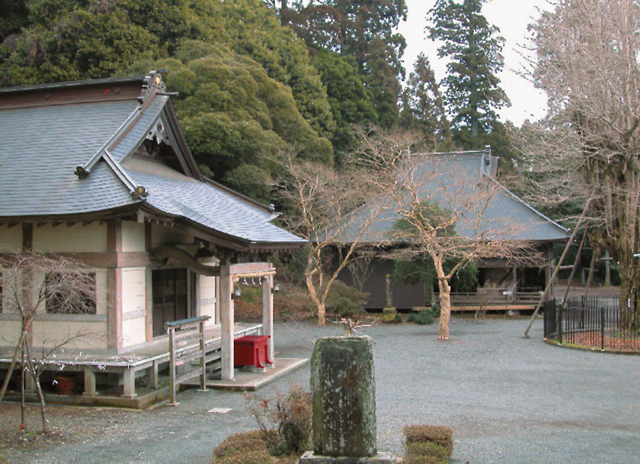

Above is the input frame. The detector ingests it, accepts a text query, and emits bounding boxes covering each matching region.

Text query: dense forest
[0,0,515,203]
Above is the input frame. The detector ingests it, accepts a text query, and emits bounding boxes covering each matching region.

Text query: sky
[398,0,552,127]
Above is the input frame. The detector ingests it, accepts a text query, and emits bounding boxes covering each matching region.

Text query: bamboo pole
[523,195,593,338]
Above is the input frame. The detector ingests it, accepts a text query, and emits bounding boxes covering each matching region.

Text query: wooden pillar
[83,369,97,396]
[122,368,137,398]
[220,264,235,380]
[145,223,153,342]
[262,274,274,364]
[215,276,221,324]
[22,224,34,345]
[107,222,123,350]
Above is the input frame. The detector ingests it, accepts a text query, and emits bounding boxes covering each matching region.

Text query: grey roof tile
[0,91,304,246]
[337,152,568,243]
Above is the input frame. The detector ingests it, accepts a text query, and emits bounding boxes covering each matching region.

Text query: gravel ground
[2,316,640,464]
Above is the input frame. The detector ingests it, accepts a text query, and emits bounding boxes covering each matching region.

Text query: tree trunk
[437,278,452,340]
[306,272,326,326]
[24,341,48,433]
[0,330,26,402]
[619,255,639,330]
[434,257,451,340]
[20,339,26,430]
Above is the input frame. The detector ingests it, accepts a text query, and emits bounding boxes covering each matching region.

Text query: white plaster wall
[121,267,147,348]
[33,223,107,253]
[0,225,22,250]
[200,275,217,325]
[0,320,22,346]
[121,222,146,252]
[32,320,109,351]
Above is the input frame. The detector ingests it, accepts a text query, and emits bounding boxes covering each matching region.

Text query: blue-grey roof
[0,85,304,247]
[337,151,568,244]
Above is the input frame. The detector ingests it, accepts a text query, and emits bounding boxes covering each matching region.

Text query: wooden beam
[151,246,220,276]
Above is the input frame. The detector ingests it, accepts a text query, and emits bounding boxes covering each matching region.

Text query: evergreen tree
[427,0,509,148]
[275,0,407,128]
[311,49,377,160]
[400,53,453,150]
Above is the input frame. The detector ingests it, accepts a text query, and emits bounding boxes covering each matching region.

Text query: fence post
[601,307,605,351]
[168,326,178,406]
[558,303,563,344]
[199,319,207,391]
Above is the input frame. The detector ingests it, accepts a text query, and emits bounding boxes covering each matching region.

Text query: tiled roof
[336,151,569,243]
[123,158,303,244]
[0,82,304,247]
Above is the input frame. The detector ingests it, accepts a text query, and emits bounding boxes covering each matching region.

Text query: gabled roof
[337,149,569,244]
[0,73,305,250]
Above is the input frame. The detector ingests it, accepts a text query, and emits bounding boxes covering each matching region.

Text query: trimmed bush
[403,455,447,464]
[406,441,449,459]
[215,449,273,464]
[403,425,454,455]
[381,307,397,323]
[407,309,435,325]
[213,431,272,463]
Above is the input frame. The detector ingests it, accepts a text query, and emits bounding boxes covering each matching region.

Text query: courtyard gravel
[5,317,640,463]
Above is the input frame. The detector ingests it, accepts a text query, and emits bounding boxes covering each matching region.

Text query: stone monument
[299,335,397,463]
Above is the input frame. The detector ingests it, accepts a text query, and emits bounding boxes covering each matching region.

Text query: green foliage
[218,0,335,140]
[400,53,453,151]
[281,0,407,128]
[324,280,370,318]
[128,41,332,201]
[311,49,377,158]
[403,424,454,456]
[406,442,450,460]
[0,0,28,43]
[381,307,398,323]
[428,0,510,148]
[0,6,157,86]
[407,309,435,325]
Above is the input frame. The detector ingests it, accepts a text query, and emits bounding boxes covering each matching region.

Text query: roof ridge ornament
[138,71,166,105]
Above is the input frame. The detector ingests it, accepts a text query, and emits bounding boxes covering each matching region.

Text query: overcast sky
[398,0,552,127]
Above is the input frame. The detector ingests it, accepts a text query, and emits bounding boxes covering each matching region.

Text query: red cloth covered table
[234,335,273,369]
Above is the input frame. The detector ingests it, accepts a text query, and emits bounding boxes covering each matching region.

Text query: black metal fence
[544,296,640,352]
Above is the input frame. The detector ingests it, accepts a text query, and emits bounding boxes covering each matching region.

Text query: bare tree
[0,249,100,432]
[358,131,541,339]
[520,0,640,317]
[275,147,388,326]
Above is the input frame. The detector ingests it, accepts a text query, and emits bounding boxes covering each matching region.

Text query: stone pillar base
[298,451,398,463]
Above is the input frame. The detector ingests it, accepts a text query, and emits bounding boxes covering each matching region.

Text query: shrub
[324,280,370,318]
[403,456,447,464]
[406,441,449,459]
[403,425,454,455]
[381,307,397,323]
[213,431,272,463]
[407,309,435,325]
[215,449,273,464]
[395,312,403,323]
[246,384,313,455]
